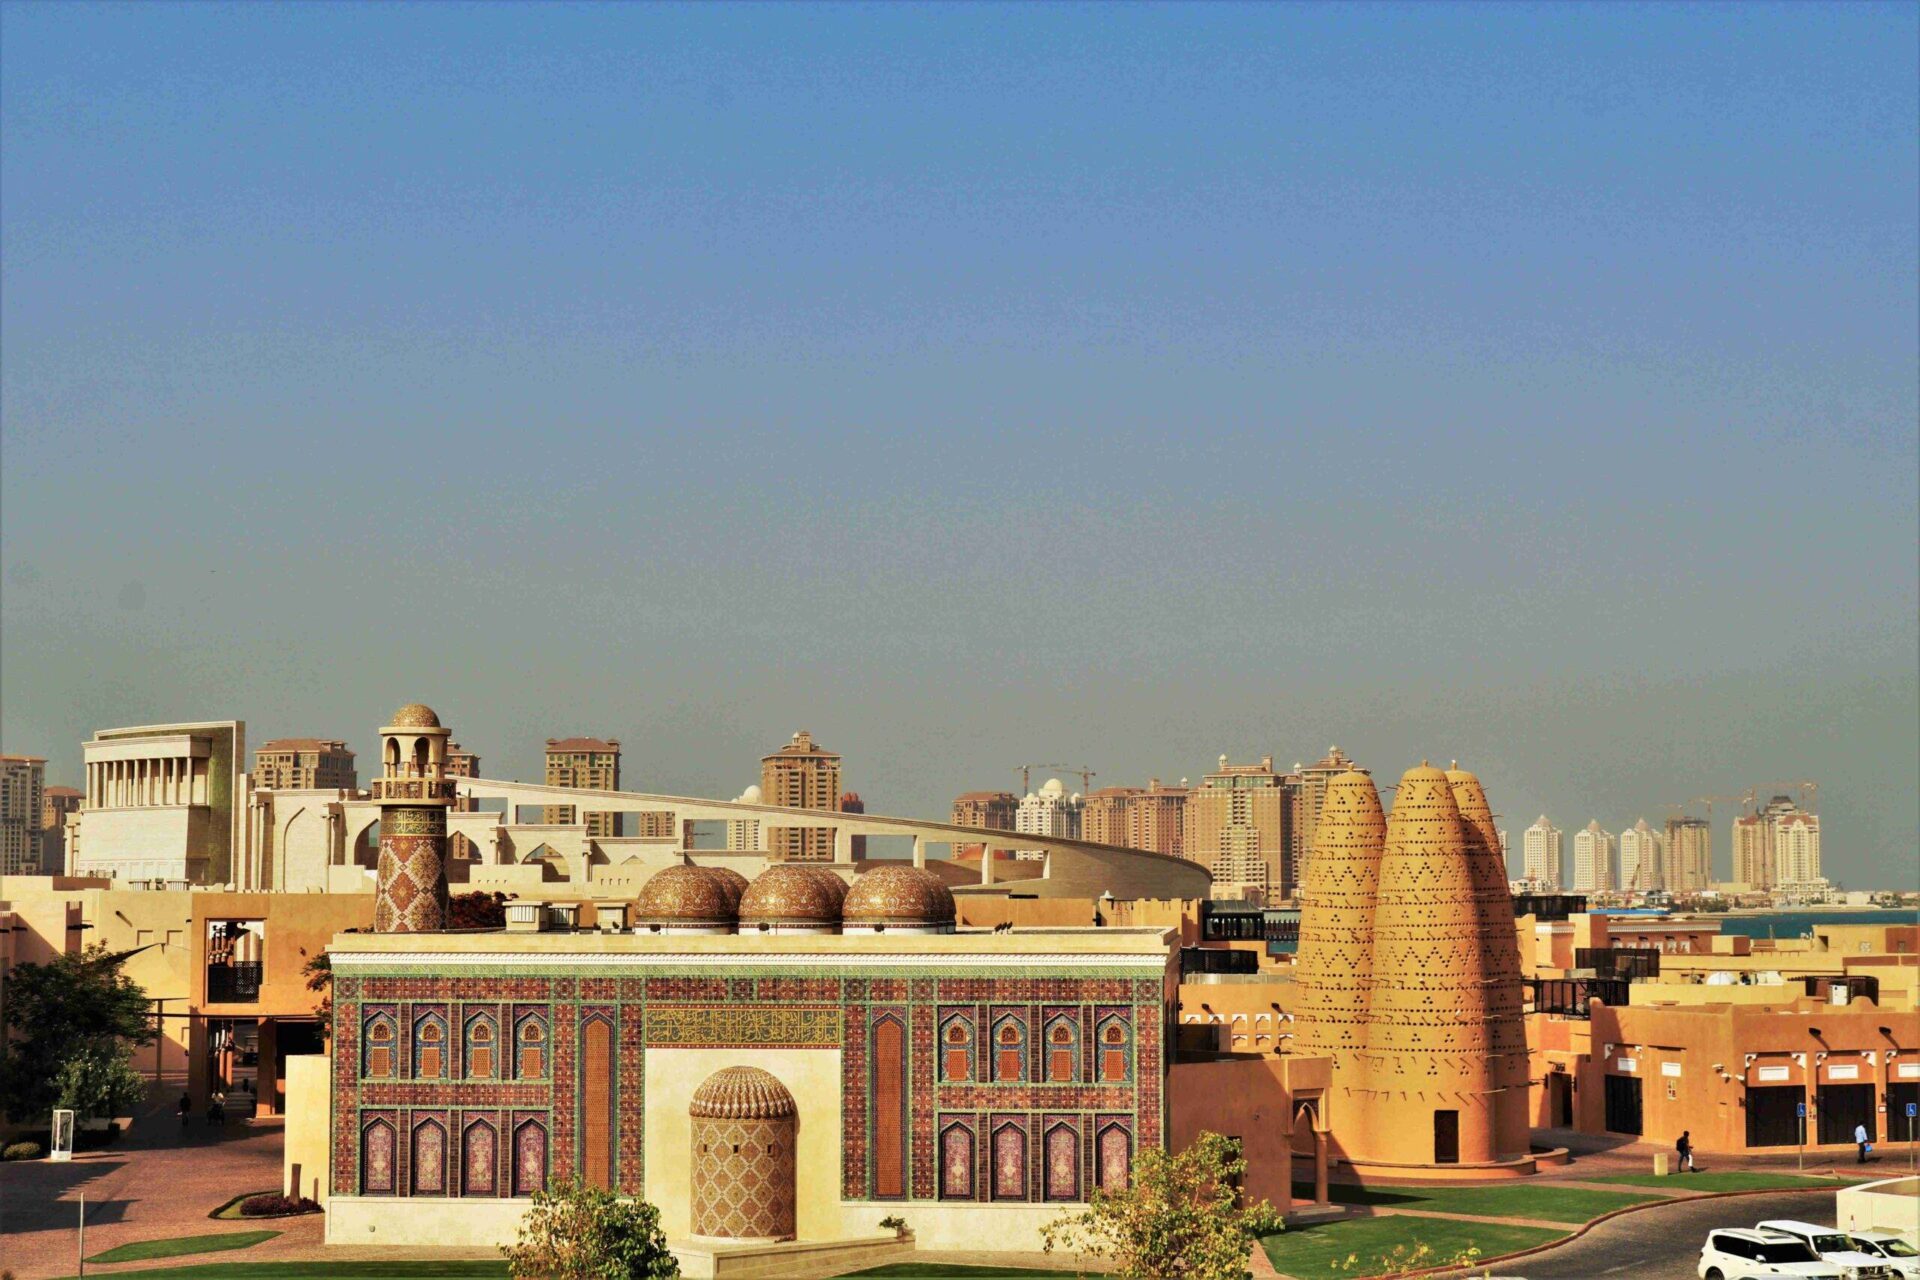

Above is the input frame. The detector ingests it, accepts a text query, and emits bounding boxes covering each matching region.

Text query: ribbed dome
[706,866,751,911]
[739,864,841,925]
[389,702,441,728]
[636,865,735,924]
[690,1066,795,1119]
[843,864,955,926]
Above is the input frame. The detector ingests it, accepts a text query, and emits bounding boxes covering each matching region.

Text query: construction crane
[1687,791,1757,827]
[1016,764,1095,796]
[1760,780,1820,814]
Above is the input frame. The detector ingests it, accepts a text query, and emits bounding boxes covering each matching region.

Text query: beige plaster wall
[283,1054,330,1203]
[327,1195,532,1247]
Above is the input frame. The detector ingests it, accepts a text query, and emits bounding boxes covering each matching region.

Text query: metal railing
[207,962,263,1003]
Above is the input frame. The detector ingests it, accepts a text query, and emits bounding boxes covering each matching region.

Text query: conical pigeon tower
[1289,770,1386,1157]
[1355,763,1503,1166]
[1446,765,1533,1158]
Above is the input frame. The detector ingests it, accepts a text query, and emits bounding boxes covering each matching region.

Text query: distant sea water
[1708,908,1919,940]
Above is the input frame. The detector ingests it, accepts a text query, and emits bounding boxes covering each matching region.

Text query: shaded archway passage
[690,1066,797,1242]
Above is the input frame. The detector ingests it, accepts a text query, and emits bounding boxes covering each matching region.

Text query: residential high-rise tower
[1619,818,1664,892]
[1572,820,1615,893]
[1522,816,1562,888]
[0,754,46,875]
[1183,754,1289,898]
[760,731,842,862]
[253,738,357,790]
[1664,817,1712,892]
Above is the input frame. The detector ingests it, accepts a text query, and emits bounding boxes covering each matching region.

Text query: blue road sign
[1797,1103,1807,1118]
[1906,1102,1917,1119]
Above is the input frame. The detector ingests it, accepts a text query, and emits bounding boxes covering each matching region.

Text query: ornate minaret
[372,703,454,933]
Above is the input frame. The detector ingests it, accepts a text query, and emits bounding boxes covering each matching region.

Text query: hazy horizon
[3,3,1915,886]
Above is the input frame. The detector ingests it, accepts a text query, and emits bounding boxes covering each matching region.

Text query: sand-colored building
[1286,747,1361,889]
[543,737,622,839]
[1184,754,1290,899]
[254,739,357,791]
[1665,817,1712,893]
[1523,816,1563,889]
[74,721,247,885]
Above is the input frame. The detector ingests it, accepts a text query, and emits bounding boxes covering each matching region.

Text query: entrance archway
[690,1066,796,1242]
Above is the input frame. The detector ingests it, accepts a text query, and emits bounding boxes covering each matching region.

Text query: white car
[1757,1220,1900,1280]
[1847,1232,1920,1280]
[1698,1228,1845,1279]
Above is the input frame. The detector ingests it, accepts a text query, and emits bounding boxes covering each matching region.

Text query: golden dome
[739,864,841,925]
[636,865,735,924]
[690,1066,796,1120]
[389,703,441,728]
[706,866,750,911]
[843,864,955,926]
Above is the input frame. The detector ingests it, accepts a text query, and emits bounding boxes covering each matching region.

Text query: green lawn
[1587,1170,1850,1192]
[839,1266,1081,1278]
[1261,1218,1565,1278]
[58,1264,507,1279]
[1295,1180,1660,1224]
[84,1231,281,1264]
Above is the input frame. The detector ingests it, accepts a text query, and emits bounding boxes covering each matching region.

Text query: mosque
[308,703,1542,1272]
[321,705,1179,1266]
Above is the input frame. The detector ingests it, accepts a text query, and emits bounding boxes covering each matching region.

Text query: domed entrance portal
[690,1066,797,1243]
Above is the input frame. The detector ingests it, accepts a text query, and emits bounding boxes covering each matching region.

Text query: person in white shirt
[1855,1121,1872,1163]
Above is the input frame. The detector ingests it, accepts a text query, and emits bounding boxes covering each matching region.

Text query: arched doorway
[690,1066,796,1242]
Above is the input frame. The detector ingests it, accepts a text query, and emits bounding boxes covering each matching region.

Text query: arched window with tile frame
[514,1011,548,1079]
[1096,1012,1131,1083]
[940,1012,975,1083]
[464,1011,499,1079]
[1043,1013,1080,1083]
[992,1012,1027,1083]
[413,1010,449,1078]
[362,1011,397,1079]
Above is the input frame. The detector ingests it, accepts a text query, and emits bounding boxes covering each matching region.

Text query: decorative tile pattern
[333,962,1167,1209]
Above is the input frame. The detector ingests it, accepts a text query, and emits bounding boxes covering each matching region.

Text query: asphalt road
[1507,1187,1841,1279]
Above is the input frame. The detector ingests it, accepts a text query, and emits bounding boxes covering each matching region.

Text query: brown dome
[706,866,750,910]
[690,1066,796,1119]
[739,864,841,925]
[843,864,955,926]
[389,702,441,728]
[802,866,849,910]
[636,865,735,924]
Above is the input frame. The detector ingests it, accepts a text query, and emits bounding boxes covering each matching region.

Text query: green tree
[0,944,156,1123]
[1042,1130,1284,1280]
[503,1178,680,1280]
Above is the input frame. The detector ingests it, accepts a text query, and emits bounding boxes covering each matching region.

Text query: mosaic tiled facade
[329,962,1167,1217]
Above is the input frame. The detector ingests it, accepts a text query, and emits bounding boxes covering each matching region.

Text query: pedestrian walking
[177,1092,191,1128]
[1676,1130,1694,1172]
[1856,1122,1872,1163]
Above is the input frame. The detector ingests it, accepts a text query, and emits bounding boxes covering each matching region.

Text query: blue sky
[3,2,1915,883]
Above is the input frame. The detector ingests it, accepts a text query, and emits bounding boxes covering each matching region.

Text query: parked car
[1846,1232,1920,1280]
[1757,1220,1900,1280]
[1698,1228,1845,1279]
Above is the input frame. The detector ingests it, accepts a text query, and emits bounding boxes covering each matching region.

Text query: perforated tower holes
[1291,771,1386,1068]
[1446,767,1533,1153]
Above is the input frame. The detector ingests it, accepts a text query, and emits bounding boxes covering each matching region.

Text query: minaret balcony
[370,777,457,804]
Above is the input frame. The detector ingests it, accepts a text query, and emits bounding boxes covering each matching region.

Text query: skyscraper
[544,737,622,839]
[1183,754,1289,898]
[760,731,842,862]
[1773,812,1823,886]
[1618,818,1665,892]
[1079,778,1188,856]
[1287,747,1363,887]
[1015,779,1083,846]
[726,785,763,852]
[1522,816,1562,888]
[839,791,867,860]
[1731,814,1774,888]
[951,790,1018,862]
[0,754,46,876]
[41,784,83,874]
[1572,820,1615,893]
[1081,786,1140,847]
[1664,817,1712,892]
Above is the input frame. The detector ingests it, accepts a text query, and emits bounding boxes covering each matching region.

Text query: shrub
[239,1193,321,1216]
[879,1214,907,1235]
[2,1141,43,1161]
[504,1178,679,1279]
